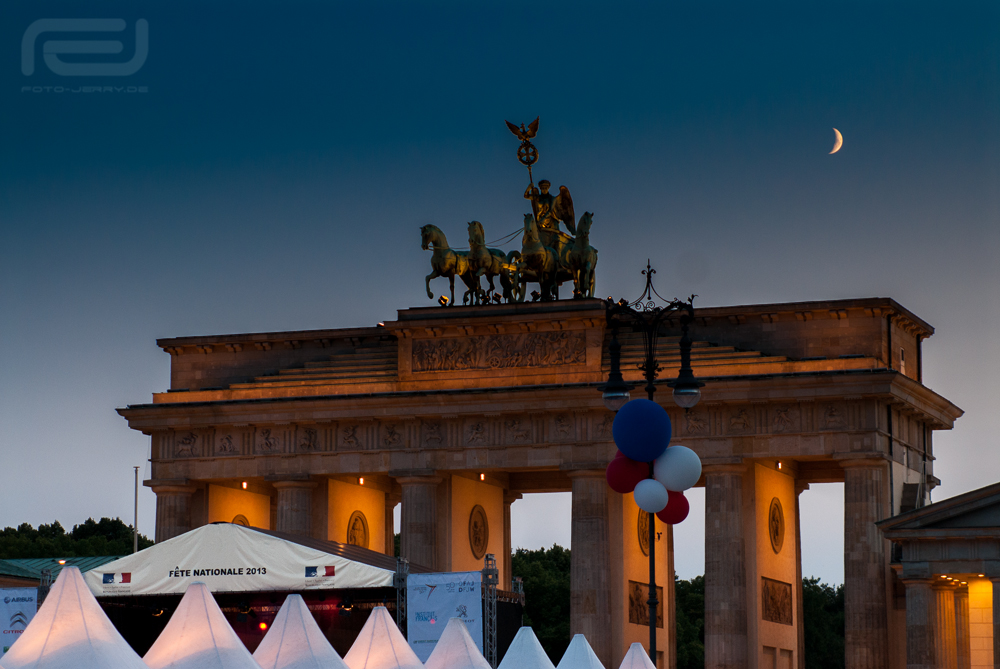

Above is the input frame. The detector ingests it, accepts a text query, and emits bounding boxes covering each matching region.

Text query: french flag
[305,566,335,577]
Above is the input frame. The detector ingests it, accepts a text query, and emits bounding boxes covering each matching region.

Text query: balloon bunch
[605,399,702,524]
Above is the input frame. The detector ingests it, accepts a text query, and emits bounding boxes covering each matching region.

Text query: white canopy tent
[496,627,555,669]
[556,634,605,669]
[423,618,491,669]
[342,606,423,669]
[617,643,656,669]
[253,594,350,669]
[142,581,260,669]
[84,524,395,597]
[0,566,147,669]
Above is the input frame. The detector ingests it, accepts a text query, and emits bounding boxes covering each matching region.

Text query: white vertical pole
[133,466,140,553]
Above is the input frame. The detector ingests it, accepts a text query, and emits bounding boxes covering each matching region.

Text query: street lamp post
[598,262,704,665]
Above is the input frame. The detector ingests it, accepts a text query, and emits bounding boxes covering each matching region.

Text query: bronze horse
[420,224,478,306]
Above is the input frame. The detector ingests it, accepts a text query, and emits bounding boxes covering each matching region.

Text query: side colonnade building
[118,297,962,669]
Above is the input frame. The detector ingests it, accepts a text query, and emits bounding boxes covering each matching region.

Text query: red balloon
[606,454,649,494]
[656,490,690,524]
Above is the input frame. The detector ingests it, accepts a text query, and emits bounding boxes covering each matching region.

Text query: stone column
[152,485,196,542]
[385,493,400,557]
[504,492,522,589]
[704,463,748,669]
[934,583,958,669]
[842,458,890,669]
[273,481,316,536]
[903,578,937,669]
[568,470,612,668]
[795,481,809,669]
[397,475,442,570]
[955,587,971,669]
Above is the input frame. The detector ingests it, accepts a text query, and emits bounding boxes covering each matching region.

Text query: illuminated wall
[969,579,993,669]
[449,475,504,583]
[750,464,798,669]
[328,479,386,553]
[207,484,271,528]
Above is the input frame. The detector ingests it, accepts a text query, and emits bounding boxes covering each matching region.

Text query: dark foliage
[802,577,844,669]
[675,575,705,669]
[0,518,153,559]
[511,545,571,663]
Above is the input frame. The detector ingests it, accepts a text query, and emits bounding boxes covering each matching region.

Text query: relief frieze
[411,331,586,372]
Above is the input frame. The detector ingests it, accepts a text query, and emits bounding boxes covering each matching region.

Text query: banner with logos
[406,571,481,662]
[81,524,394,596]
[0,588,37,657]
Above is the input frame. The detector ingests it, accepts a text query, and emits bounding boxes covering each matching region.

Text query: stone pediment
[878,481,1000,537]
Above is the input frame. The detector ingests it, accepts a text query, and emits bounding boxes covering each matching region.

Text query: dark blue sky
[1,1,997,582]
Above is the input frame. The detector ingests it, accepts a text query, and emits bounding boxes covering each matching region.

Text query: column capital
[394,475,443,485]
[504,491,523,505]
[271,480,317,490]
[565,468,606,479]
[899,576,937,587]
[702,461,747,475]
[150,484,197,495]
[795,480,810,495]
[837,456,889,469]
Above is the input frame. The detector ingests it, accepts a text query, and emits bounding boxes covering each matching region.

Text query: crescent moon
[830,128,843,154]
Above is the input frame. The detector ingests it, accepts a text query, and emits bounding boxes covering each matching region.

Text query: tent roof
[142,581,260,669]
[253,594,349,669]
[617,643,655,669]
[497,627,555,669]
[556,634,605,669]
[0,556,121,581]
[0,566,147,669]
[424,618,491,669]
[83,524,416,597]
[342,605,423,669]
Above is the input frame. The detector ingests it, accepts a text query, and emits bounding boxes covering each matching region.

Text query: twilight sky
[1,0,997,584]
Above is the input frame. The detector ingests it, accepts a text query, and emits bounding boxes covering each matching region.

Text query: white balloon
[634,479,670,513]
[653,445,702,492]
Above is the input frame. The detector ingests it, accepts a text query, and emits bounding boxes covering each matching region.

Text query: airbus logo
[3,597,33,604]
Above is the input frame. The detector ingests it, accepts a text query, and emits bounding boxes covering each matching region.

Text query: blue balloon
[612,399,672,462]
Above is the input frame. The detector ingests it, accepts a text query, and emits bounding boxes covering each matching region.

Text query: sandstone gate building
[119,297,962,669]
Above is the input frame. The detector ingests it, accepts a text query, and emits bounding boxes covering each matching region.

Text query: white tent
[556,634,605,669]
[0,566,147,669]
[342,606,422,669]
[253,594,349,669]
[142,581,260,669]
[617,643,656,669]
[84,524,394,597]
[423,618,490,669]
[496,627,554,669]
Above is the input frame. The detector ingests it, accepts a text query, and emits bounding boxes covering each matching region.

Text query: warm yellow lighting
[961,582,968,585]
[57,559,66,565]
[979,574,985,578]
[777,461,782,470]
[259,622,268,631]
[940,575,948,579]
[480,473,485,481]
[359,477,364,486]
[241,481,248,489]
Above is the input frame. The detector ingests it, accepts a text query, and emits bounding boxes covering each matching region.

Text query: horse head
[577,212,594,238]
[467,220,485,246]
[421,224,445,250]
[522,213,539,245]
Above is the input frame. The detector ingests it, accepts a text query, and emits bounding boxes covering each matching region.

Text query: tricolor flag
[305,566,335,577]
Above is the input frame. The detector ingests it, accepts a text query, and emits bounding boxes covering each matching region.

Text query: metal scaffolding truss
[483,554,499,668]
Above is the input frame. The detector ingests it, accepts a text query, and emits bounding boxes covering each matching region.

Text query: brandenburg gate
[119,295,961,669]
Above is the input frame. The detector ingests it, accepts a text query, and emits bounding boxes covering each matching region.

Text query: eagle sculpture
[505,117,539,142]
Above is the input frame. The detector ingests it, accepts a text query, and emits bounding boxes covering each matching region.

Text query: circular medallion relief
[347,511,369,549]
[768,497,785,554]
[638,509,650,557]
[469,505,489,559]
[231,514,250,527]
